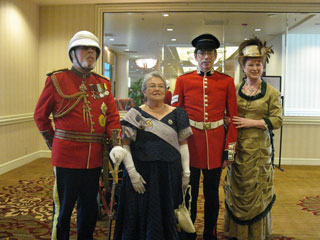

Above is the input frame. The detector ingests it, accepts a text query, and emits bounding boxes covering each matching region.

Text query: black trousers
[181,167,222,240]
[52,167,101,240]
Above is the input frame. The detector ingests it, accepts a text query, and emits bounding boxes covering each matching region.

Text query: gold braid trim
[111,129,122,146]
[51,73,86,118]
[51,74,85,99]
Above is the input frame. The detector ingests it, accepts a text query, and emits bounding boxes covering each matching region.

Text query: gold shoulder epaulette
[47,68,68,76]
[92,72,110,81]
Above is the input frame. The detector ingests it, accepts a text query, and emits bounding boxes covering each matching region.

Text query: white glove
[180,144,190,191]
[109,146,126,166]
[123,145,146,194]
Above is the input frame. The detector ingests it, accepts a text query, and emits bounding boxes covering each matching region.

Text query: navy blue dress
[113,107,192,240]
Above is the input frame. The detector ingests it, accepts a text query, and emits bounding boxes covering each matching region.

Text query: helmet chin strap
[73,49,93,72]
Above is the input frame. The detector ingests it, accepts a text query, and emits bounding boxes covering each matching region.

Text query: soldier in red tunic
[172,34,238,240]
[164,80,172,105]
[34,31,126,240]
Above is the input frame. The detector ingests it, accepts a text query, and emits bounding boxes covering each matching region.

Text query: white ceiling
[31,0,320,6]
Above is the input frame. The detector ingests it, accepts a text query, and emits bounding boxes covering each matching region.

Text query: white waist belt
[189,119,224,130]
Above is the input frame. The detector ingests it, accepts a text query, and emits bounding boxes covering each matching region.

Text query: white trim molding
[283,116,320,125]
[0,150,51,175]
[0,113,34,126]
[274,157,320,166]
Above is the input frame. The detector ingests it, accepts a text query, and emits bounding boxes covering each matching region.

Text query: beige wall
[0,0,40,169]
[39,4,96,90]
[1,1,320,175]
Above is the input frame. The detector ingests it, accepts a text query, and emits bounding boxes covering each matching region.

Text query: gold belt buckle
[204,122,210,130]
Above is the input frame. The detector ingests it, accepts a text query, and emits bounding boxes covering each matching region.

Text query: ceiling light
[171,38,177,41]
[109,38,114,41]
[135,58,158,69]
[254,28,261,32]
[167,28,173,31]
[163,13,169,17]
[267,13,277,18]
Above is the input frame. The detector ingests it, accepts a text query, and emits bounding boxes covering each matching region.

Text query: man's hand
[224,115,231,126]
[222,160,233,169]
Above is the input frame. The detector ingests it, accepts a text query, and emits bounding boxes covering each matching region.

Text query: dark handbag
[174,185,196,233]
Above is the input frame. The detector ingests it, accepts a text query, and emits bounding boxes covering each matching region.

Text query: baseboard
[274,157,320,166]
[0,150,51,175]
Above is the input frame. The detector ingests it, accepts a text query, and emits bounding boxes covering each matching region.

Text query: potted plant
[128,77,144,107]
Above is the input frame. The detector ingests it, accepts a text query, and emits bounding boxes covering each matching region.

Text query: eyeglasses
[197,50,215,57]
[147,84,166,89]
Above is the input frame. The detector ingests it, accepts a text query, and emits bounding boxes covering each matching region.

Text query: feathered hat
[238,37,273,65]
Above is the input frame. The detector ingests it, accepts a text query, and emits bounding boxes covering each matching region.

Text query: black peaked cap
[191,34,220,49]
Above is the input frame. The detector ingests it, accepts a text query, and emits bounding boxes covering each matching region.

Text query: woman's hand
[233,116,267,129]
[232,116,252,128]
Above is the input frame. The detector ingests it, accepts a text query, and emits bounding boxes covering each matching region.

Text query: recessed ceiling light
[171,38,177,41]
[244,38,249,40]
[255,28,261,32]
[109,38,114,41]
[167,28,173,31]
[163,13,169,17]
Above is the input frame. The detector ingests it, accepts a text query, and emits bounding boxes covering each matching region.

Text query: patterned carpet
[0,176,301,239]
[298,195,320,216]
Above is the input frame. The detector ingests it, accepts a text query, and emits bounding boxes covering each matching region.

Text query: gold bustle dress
[224,80,283,240]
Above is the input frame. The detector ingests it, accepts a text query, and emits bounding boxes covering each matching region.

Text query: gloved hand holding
[123,145,146,194]
[109,146,126,166]
[180,143,190,191]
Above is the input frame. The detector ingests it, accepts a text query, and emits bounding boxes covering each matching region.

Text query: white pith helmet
[68,30,101,61]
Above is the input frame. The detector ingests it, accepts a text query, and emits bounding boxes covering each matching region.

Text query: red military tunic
[172,70,238,169]
[34,68,121,169]
[164,90,172,105]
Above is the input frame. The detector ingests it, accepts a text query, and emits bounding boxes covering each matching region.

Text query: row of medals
[79,82,109,127]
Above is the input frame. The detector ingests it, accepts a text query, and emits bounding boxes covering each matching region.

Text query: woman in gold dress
[224,38,283,239]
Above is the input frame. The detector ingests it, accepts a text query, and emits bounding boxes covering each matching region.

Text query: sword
[107,162,119,240]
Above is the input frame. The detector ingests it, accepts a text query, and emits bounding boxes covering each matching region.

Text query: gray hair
[141,71,166,92]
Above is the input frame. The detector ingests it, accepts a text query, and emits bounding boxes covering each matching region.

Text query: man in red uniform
[34,30,126,240]
[164,80,172,105]
[172,34,238,240]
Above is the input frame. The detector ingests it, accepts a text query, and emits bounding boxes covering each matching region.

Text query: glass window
[102,11,320,116]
